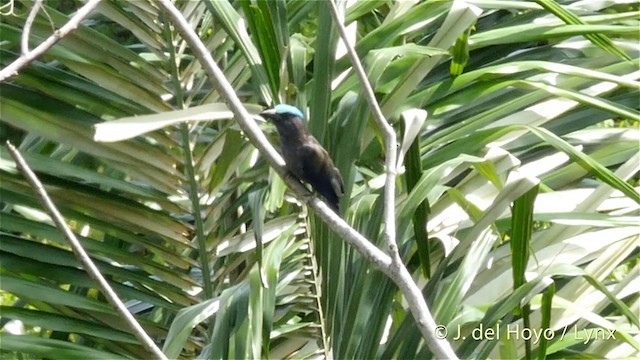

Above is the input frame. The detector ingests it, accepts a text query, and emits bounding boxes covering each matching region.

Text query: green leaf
[95,103,264,142]
[534,0,631,61]
[0,334,131,359]
[0,307,138,343]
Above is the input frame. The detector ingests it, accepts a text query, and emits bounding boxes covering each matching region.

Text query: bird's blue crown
[275,104,305,120]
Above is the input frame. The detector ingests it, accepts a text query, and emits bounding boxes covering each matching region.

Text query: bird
[260,104,344,213]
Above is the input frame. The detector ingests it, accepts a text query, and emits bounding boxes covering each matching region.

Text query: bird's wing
[300,138,344,197]
[330,165,344,197]
[299,140,330,176]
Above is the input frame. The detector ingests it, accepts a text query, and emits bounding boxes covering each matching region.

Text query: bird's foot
[284,171,301,184]
[283,171,310,195]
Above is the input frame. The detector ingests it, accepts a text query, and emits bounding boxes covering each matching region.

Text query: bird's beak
[260,109,276,121]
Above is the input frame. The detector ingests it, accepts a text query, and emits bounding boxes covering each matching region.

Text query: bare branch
[326,0,399,253]
[156,0,392,269]
[21,0,43,55]
[326,1,458,358]
[0,0,17,16]
[158,0,457,358]
[5,141,168,360]
[0,0,102,82]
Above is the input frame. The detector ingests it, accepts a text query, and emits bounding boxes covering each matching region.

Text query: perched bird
[260,104,344,212]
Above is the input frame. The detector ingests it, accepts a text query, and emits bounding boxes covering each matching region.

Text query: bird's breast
[280,142,306,179]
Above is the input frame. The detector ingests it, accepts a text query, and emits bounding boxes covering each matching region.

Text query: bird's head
[260,104,305,124]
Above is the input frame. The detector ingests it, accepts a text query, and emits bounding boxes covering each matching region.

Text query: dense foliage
[1,0,638,359]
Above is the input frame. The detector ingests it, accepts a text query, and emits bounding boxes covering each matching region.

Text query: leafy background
[0,0,638,359]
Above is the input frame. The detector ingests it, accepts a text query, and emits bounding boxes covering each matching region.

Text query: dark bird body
[260,105,344,212]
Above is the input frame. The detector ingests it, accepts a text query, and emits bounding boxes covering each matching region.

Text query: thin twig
[326,0,398,253]
[0,0,102,82]
[0,0,17,16]
[5,141,168,360]
[21,0,43,55]
[326,1,458,358]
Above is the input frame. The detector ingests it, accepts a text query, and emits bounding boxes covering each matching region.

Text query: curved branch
[158,0,457,358]
[326,1,458,358]
[326,0,398,253]
[0,0,102,82]
[156,0,390,270]
[21,0,43,55]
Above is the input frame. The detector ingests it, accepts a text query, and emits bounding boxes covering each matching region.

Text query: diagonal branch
[326,1,458,358]
[5,141,168,360]
[21,0,43,55]
[0,0,102,82]
[158,0,457,358]
[326,0,398,254]
[156,0,391,272]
